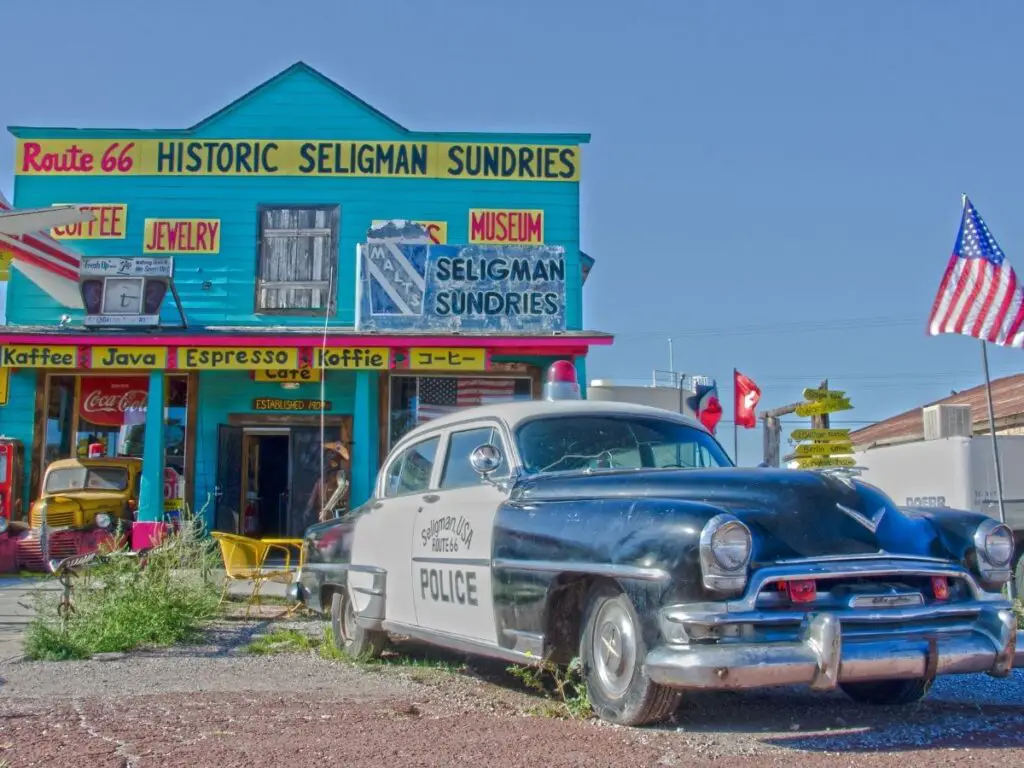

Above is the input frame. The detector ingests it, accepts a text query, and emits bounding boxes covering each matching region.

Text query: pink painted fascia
[0,332,614,349]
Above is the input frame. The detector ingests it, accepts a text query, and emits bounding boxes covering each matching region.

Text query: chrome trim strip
[662,600,998,628]
[502,628,545,656]
[492,558,671,582]
[301,562,387,576]
[382,621,540,666]
[770,553,954,566]
[412,557,491,567]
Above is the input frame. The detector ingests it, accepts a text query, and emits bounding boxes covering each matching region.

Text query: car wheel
[579,582,681,726]
[330,588,387,660]
[839,678,933,706]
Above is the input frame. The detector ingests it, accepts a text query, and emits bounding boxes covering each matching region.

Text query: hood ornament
[837,503,886,533]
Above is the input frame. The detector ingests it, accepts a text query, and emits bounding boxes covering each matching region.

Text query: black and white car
[291,361,1023,726]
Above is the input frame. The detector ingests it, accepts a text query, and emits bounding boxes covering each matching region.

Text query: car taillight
[783,579,817,604]
[931,576,949,601]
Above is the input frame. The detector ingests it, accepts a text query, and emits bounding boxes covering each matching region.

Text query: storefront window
[388,375,532,448]
[41,374,190,510]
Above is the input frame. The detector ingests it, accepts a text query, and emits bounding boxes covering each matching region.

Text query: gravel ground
[0,616,1022,767]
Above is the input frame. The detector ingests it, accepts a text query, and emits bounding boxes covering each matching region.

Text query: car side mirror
[470,444,503,477]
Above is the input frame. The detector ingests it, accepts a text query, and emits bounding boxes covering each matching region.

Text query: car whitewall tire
[579,582,681,727]
[330,588,387,660]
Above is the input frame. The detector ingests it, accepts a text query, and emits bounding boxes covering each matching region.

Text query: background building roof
[850,373,1024,447]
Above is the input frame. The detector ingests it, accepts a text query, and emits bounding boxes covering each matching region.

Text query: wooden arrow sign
[793,456,857,468]
[803,387,847,401]
[794,442,855,457]
[790,428,851,441]
[794,398,853,417]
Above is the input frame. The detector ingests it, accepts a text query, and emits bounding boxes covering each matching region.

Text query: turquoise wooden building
[0,62,610,542]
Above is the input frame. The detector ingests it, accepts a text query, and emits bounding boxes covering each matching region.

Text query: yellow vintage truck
[12,457,141,571]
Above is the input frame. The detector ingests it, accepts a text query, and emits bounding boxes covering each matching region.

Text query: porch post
[574,355,588,400]
[135,370,166,548]
[351,371,379,509]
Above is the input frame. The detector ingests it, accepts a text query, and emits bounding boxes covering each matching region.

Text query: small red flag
[734,370,761,429]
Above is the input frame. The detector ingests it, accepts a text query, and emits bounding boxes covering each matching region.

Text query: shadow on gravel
[651,684,1024,753]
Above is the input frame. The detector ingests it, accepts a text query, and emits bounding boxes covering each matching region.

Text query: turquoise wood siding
[9,65,585,331]
[2,370,37,503]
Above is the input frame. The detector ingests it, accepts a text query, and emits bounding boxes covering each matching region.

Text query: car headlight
[973,518,1015,582]
[95,513,113,530]
[0,516,8,535]
[699,514,753,592]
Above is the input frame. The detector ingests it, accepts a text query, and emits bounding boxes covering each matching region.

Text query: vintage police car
[292,361,1023,727]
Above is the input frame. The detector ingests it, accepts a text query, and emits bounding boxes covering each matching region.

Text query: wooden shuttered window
[256,205,339,313]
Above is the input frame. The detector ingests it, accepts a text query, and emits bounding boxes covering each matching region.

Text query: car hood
[512,467,951,562]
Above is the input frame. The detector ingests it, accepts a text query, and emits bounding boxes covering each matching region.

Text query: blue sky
[3,0,1023,463]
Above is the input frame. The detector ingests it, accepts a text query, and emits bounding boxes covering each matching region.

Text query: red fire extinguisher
[242,498,259,535]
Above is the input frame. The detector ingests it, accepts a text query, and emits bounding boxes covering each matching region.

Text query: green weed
[23,507,221,661]
[245,628,315,655]
[1015,600,1023,629]
[506,655,592,720]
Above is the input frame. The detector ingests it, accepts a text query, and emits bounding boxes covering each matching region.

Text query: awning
[0,193,91,308]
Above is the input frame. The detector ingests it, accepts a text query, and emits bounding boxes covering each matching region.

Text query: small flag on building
[734,370,761,429]
[928,196,1024,347]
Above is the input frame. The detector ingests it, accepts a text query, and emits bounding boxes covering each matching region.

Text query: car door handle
[423,494,440,504]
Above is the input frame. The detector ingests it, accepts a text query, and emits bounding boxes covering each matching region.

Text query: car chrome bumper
[645,609,1022,691]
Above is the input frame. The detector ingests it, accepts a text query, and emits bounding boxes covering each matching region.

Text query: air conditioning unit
[923,404,973,440]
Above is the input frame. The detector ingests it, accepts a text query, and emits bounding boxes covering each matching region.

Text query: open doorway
[241,431,290,538]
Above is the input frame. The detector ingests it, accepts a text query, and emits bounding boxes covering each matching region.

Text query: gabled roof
[850,373,1024,447]
[9,61,591,144]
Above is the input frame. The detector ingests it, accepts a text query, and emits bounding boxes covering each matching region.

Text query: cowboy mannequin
[303,439,351,525]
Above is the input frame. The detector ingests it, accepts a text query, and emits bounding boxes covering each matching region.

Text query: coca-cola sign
[80,377,149,427]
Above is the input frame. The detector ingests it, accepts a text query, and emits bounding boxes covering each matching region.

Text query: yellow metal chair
[211,532,306,617]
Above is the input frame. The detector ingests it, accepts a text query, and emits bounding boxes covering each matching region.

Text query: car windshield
[44,466,129,493]
[516,415,733,475]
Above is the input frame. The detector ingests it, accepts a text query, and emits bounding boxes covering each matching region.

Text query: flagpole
[733,368,739,465]
[980,340,1014,600]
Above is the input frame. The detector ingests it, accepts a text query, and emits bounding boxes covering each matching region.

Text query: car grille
[30,508,76,528]
[15,534,80,571]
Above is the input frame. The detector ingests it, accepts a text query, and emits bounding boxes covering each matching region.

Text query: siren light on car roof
[543,360,581,401]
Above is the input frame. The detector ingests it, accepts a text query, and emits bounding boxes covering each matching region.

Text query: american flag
[415,377,518,424]
[928,196,1024,347]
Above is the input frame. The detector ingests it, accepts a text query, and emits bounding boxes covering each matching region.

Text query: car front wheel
[579,582,681,726]
[330,588,387,660]
[840,678,932,706]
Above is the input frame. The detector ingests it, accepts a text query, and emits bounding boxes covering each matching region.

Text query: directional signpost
[785,385,860,468]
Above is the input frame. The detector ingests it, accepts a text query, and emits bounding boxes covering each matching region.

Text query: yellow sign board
[314,347,391,370]
[408,348,488,371]
[0,345,77,368]
[253,369,322,383]
[50,203,127,239]
[795,398,852,417]
[143,218,220,254]
[791,428,851,441]
[468,209,544,245]
[371,220,447,244]
[0,247,11,281]
[90,346,168,369]
[15,139,581,182]
[794,442,855,457]
[176,347,298,370]
[793,456,857,468]
[803,387,847,401]
[0,367,8,405]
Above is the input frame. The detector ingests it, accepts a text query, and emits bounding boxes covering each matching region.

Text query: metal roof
[850,373,1024,447]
